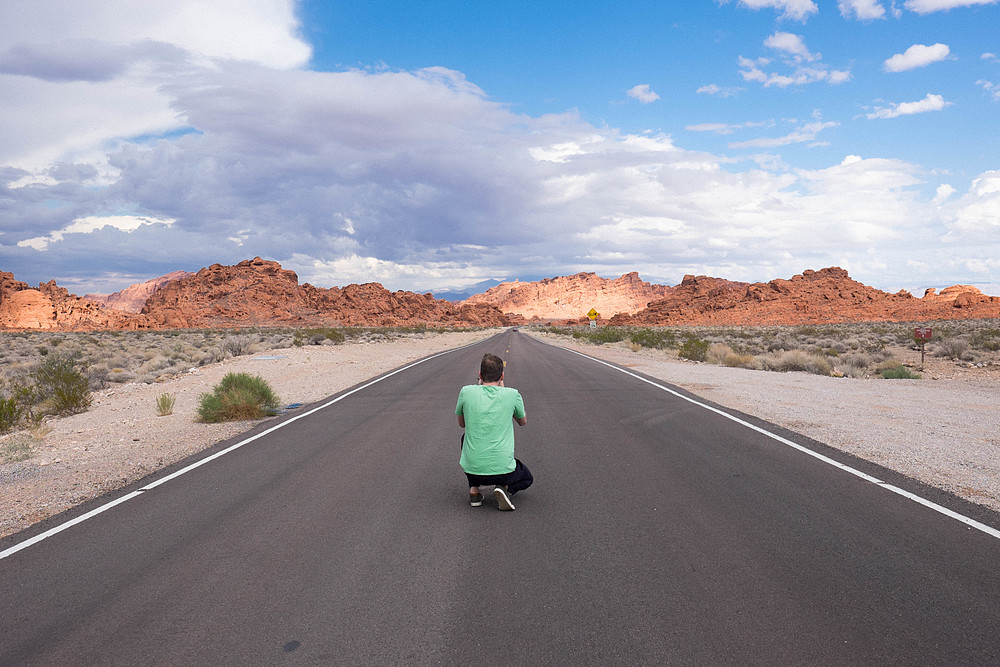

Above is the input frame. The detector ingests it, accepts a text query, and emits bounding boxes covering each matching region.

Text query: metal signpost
[587,308,599,329]
[914,327,932,370]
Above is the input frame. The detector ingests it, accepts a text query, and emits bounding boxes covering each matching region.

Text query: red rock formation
[86,270,193,313]
[141,257,511,328]
[610,267,1000,326]
[0,271,149,331]
[462,271,670,320]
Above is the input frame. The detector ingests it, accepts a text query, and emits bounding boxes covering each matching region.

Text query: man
[455,353,532,511]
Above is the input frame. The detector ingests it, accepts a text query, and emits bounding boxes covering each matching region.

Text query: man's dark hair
[480,353,504,383]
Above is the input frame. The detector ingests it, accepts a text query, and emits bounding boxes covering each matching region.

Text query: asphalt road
[2,330,1000,665]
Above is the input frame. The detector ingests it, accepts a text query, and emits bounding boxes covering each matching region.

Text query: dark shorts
[464,459,533,495]
[461,434,533,494]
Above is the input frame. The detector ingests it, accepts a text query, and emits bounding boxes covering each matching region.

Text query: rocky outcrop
[462,271,670,320]
[0,271,149,331]
[86,270,193,313]
[610,267,1000,326]
[141,257,510,329]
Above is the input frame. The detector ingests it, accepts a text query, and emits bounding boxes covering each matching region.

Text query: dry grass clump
[706,343,759,369]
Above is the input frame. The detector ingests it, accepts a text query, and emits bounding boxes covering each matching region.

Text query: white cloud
[696,83,743,97]
[978,80,1000,100]
[904,0,1000,13]
[728,121,838,148]
[727,0,820,21]
[739,35,851,87]
[627,84,661,104]
[2,0,999,296]
[884,43,951,72]
[934,183,957,203]
[764,32,819,62]
[866,93,952,119]
[17,215,175,251]
[838,0,888,19]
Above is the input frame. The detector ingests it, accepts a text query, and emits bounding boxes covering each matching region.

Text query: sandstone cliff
[86,271,193,313]
[461,271,670,320]
[141,257,510,329]
[0,271,149,331]
[609,267,1000,326]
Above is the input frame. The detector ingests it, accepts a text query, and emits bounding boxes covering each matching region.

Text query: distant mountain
[609,268,1000,326]
[86,270,193,313]
[461,272,671,320]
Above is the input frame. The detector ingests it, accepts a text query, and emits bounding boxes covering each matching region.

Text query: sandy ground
[2,328,998,540]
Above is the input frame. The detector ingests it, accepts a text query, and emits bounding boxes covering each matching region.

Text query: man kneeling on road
[456,353,532,510]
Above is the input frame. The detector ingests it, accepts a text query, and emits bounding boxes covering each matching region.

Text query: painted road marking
[560,345,1000,542]
[1,344,475,561]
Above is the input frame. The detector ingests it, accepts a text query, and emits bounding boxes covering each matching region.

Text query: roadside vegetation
[0,325,470,443]
[539,319,1000,379]
[196,373,280,423]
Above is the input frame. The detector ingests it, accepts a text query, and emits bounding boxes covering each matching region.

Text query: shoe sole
[470,499,483,507]
[493,487,515,511]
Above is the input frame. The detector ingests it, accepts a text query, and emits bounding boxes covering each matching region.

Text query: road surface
[2,331,999,665]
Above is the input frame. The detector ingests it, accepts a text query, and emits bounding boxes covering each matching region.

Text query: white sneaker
[493,486,515,511]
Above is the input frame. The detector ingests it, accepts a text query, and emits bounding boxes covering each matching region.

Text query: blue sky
[1,0,999,299]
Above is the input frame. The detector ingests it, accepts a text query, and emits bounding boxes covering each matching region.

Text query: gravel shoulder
[3,328,998,540]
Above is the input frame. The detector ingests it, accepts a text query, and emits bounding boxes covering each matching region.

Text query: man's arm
[457,415,465,428]
[514,416,527,426]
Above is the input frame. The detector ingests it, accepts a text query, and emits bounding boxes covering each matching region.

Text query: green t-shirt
[455,384,525,475]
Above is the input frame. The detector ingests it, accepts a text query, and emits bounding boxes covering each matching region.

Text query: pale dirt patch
[1,331,494,539]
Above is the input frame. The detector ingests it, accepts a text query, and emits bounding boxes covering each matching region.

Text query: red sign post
[914,327,932,369]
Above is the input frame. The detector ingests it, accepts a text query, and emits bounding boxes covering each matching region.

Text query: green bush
[0,396,25,434]
[881,365,921,380]
[678,337,710,361]
[30,355,91,416]
[196,373,280,423]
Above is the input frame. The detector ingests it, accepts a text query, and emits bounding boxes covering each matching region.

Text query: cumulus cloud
[739,34,851,87]
[838,0,888,19]
[1,0,998,295]
[17,215,175,251]
[866,93,952,118]
[627,84,661,104]
[884,43,951,72]
[904,0,1000,13]
[764,32,820,62]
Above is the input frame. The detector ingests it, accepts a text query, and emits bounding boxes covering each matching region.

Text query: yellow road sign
[587,308,599,319]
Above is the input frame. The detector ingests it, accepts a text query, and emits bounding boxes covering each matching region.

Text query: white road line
[1,346,468,561]
[560,345,1000,542]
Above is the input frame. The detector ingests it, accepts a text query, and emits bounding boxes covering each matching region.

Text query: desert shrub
[706,343,758,369]
[678,337,710,362]
[196,373,280,423]
[880,363,921,379]
[760,350,832,376]
[155,393,176,416]
[220,334,256,358]
[30,355,91,416]
[0,396,26,434]
[934,337,969,359]
[629,328,676,350]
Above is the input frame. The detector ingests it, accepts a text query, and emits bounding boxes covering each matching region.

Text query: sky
[1,0,999,298]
